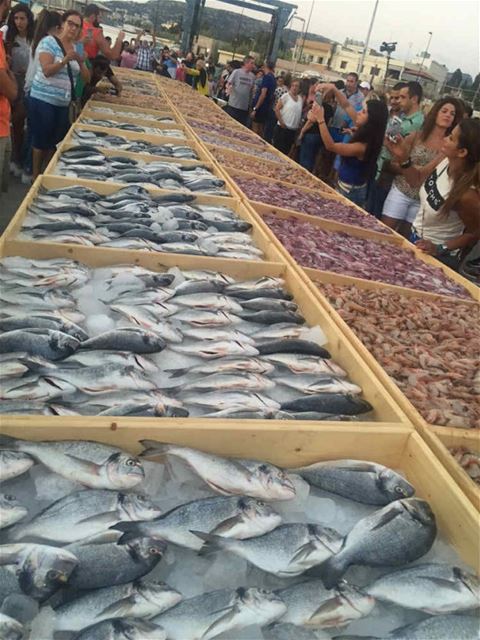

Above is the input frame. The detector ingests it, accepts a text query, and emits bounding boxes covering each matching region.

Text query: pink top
[120,51,138,69]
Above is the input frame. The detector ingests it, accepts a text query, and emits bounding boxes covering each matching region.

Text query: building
[328,40,389,86]
[411,53,448,90]
[294,37,333,66]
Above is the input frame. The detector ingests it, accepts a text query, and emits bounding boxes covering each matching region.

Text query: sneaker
[21,172,32,185]
[9,162,22,177]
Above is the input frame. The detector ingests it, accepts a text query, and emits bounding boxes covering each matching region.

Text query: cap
[360,81,371,90]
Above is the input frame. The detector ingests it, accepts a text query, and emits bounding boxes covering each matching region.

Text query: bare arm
[39,50,73,78]
[310,102,366,157]
[274,98,285,127]
[299,118,314,138]
[0,68,17,101]
[253,87,268,111]
[98,31,124,60]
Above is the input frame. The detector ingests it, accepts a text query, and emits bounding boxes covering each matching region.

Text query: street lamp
[416,31,433,80]
[380,41,397,90]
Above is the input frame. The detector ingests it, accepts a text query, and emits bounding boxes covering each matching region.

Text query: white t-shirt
[413,158,465,245]
[227,68,255,111]
[277,92,303,130]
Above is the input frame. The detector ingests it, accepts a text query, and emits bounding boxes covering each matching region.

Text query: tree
[472,73,480,92]
[449,68,463,88]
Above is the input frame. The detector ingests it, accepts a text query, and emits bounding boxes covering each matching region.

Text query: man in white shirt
[272,79,303,154]
[226,55,255,126]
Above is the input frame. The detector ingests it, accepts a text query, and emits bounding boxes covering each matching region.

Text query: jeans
[226,105,249,127]
[263,108,276,143]
[22,94,33,174]
[273,125,296,155]
[299,133,321,172]
[336,181,368,208]
[0,135,11,193]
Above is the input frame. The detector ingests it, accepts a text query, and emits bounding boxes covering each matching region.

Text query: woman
[29,10,90,179]
[381,97,463,237]
[273,79,303,155]
[4,4,34,177]
[309,83,388,207]
[388,119,480,270]
[298,88,335,173]
[183,58,209,96]
[120,42,137,69]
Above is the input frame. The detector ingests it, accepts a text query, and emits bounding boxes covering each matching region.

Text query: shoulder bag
[54,36,82,123]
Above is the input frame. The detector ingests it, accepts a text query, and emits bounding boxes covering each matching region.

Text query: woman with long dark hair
[4,3,34,177]
[381,96,464,236]
[309,83,388,207]
[388,118,480,270]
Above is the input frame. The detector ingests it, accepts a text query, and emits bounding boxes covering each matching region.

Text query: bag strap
[53,36,75,98]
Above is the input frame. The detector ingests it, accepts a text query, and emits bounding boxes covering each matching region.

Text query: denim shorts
[336,181,367,208]
[29,97,70,151]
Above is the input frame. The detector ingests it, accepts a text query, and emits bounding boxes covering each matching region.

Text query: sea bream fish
[182,391,280,412]
[316,498,437,588]
[180,372,274,392]
[0,450,34,481]
[263,623,330,640]
[388,614,480,640]
[9,490,162,544]
[277,580,374,628]
[41,364,155,396]
[0,329,80,360]
[0,314,88,340]
[275,374,362,395]
[151,587,286,640]
[290,459,415,505]
[61,350,158,374]
[261,353,346,377]
[166,357,274,378]
[0,494,28,529]
[0,543,79,601]
[80,328,166,353]
[281,394,372,416]
[0,613,24,640]
[53,580,182,632]
[139,442,295,500]
[0,375,77,402]
[171,340,259,359]
[0,435,145,490]
[72,618,165,640]
[113,496,282,551]
[366,563,480,614]
[193,523,344,577]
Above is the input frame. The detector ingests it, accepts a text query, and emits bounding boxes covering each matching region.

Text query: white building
[411,53,448,91]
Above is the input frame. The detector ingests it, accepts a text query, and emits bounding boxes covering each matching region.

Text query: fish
[65,535,166,591]
[277,580,375,628]
[281,394,373,416]
[151,587,287,640]
[276,374,362,395]
[53,580,182,632]
[0,376,77,401]
[170,309,240,326]
[171,340,259,359]
[166,357,274,378]
[172,279,225,296]
[238,310,305,325]
[182,391,280,412]
[97,402,189,418]
[72,617,165,640]
[80,328,166,353]
[181,372,274,392]
[366,563,480,614]
[316,498,437,588]
[290,459,415,505]
[0,435,145,490]
[0,613,24,640]
[388,614,480,639]
[0,329,80,360]
[263,623,331,640]
[193,523,344,577]
[62,351,158,374]
[0,494,28,529]
[179,327,255,344]
[241,297,298,312]
[173,293,243,313]
[261,353,346,377]
[10,490,162,544]
[0,543,79,601]
[113,496,282,551]
[139,442,295,500]
[42,364,155,396]
[224,276,286,296]
[257,339,331,358]
[0,451,34,482]
[0,314,88,341]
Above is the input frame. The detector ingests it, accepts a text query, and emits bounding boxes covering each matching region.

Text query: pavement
[0,173,30,235]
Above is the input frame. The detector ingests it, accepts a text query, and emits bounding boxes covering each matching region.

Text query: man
[330,72,364,141]
[359,80,371,97]
[0,0,16,197]
[81,4,124,63]
[82,55,122,105]
[226,55,255,126]
[250,60,276,137]
[135,32,156,72]
[398,81,424,134]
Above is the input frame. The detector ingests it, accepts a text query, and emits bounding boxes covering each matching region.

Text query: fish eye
[395,486,406,494]
[4,494,16,501]
[137,495,147,502]
[46,570,60,580]
[126,458,137,466]
[150,546,161,555]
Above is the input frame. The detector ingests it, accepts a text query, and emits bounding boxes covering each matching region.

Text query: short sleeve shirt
[0,33,11,137]
[30,36,80,107]
[228,68,255,111]
[331,89,364,129]
[376,109,425,177]
[253,72,276,116]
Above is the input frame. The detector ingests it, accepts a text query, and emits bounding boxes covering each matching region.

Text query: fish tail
[0,434,20,449]
[110,521,144,543]
[315,554,348,590]
[138,440,170,459]
[190,530,226,556]
[164,367,187,378]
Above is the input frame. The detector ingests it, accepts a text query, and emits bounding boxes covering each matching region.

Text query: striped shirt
[30,36,80,107]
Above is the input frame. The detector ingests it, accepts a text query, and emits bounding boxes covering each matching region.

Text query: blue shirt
[331,89,364,129]
[253,72,276,116]
[30,36,80,107]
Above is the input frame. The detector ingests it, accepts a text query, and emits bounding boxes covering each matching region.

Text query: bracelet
[318,120,326,125]
[400,158,412,169]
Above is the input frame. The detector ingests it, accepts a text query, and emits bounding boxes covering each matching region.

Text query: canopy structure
[181,0,297,63]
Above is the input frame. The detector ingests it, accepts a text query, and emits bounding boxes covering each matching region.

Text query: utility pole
[416,31,433,80]
[380,41,396,90]
[357,0,379,76]
[299,0,315,63]
[291,14,305,74]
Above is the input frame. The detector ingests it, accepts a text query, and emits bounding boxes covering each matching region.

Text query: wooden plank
[83,98,175,119]
[78,112,189,134]
[1,175,286,264]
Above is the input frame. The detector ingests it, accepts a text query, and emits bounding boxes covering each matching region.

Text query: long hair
[442,118,480,215]
[349,99,389,179]
[31,10,62,55]
[5,4,35,52]
[419,96,464,142]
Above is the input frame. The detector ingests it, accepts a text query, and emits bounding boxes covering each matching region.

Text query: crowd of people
[0,0,478,273]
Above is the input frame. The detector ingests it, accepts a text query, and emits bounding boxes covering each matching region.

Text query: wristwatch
[400,158,412,169]
[436,243,450,256]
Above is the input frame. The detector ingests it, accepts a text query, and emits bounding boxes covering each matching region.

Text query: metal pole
[357,0,379,76]
[383,52,391,91]
[416,31,432,80]
[299,0,315,62]
[292,15,305,75]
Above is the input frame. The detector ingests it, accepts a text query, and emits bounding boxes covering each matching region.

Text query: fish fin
[370,504,403,532]
[201,605,238,639]
[99,595,135,618]
[313,555,348,590]
[0,434,19,449]
[417,576,463,591]
[110,521,143,544]
[138,440,169,459]
[190,530,226,556]
[307,593,345,627]
[209,515,244,537]
[77,511,115,526]
[164,367,187,378]
[289,541,316,565]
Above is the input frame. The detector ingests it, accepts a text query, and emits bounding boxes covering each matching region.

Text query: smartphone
[386,115,402,142]
[314,91,323,107]
[76,42,84,58]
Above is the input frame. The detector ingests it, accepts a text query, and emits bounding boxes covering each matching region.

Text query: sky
[202,0,479,77]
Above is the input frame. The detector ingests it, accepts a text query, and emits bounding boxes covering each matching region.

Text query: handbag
[54,36,82,123]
